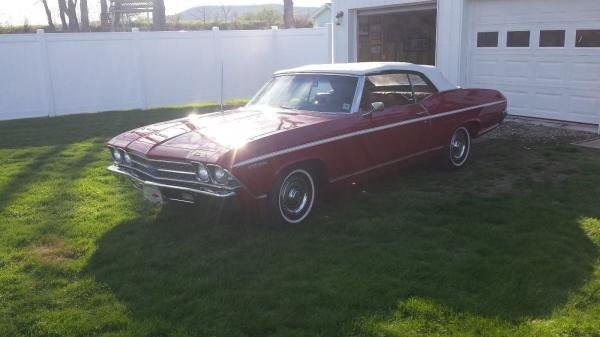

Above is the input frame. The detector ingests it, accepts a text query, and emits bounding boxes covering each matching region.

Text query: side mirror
[362,101,385,118]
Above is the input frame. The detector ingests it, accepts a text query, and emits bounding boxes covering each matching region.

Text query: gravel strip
[479,117,598,144]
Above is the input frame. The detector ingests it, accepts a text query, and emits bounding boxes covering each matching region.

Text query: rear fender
[423,88,506,146]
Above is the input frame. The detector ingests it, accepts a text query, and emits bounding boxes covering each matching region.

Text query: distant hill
[173,4,319,22]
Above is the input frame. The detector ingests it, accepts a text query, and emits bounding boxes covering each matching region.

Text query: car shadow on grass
[86,141,600,336]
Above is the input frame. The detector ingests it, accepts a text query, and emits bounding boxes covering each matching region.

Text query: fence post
[37,29,56,117]
[132,28,148,110]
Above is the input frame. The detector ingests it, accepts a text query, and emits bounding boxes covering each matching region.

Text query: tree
[221,5,232,22]
[242,8,281,27]
[58,0,79,31]
[80,0,89,31]
[66,0,79,31]
[283,0,294,28]
[40,0,56,32]
[58,0,68,30]
[100,0,109,29]
[153,0,166,30]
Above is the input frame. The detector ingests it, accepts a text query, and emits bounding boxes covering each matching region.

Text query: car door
[355,71,431,168]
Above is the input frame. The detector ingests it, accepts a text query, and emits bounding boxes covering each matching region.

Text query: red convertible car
[108,62,507,225]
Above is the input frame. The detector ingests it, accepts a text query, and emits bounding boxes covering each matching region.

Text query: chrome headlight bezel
[195,163,210,183]
[205,164,240,187]
[111,148,123,163]
[211,165,228,185]
[123,151,133,166]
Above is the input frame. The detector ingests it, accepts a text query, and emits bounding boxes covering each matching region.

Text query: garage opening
[357,7,437,65]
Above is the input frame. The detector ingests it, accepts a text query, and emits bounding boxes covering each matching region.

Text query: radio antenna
[220,61,224,113]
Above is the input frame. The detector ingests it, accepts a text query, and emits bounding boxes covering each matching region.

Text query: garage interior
[357,8,437,65]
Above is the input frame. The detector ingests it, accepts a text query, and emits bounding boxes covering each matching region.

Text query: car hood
[108,107,340,163]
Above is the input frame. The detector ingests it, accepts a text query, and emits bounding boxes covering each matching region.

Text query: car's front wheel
[443,126,471,169]
[269,167,316,225]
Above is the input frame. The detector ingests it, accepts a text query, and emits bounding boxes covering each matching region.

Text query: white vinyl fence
[0,27,331,121]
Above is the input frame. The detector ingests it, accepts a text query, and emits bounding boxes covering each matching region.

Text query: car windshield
[248,74,359,113]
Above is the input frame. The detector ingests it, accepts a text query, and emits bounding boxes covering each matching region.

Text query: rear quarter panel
[421,88,507,149]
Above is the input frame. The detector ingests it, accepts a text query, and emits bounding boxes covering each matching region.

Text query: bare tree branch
[58,0,68,30]
[80,0,89,31]
[40,0,56,32]
[66,0,80,31]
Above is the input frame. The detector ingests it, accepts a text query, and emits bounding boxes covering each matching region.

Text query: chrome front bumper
[108,164,236,200]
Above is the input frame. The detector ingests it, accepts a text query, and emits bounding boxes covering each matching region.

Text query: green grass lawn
[0,104,599,337]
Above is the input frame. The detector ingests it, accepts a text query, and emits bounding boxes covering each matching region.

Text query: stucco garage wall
[0,28,330,121]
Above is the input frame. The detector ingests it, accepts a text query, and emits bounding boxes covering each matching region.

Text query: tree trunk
[67,0,80,31]
[221,6,231,22]
[283,0,295,28]
[153,0,166,31]
[80,0,89,31]
[41,0,56,32]
[100,0,109,29]
[58,0,69,30]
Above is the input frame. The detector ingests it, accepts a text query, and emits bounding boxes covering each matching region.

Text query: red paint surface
[108,88,507,209]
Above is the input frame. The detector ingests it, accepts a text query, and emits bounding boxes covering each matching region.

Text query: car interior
[360,73,437,112]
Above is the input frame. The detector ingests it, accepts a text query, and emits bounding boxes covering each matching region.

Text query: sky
[0,0,328,26]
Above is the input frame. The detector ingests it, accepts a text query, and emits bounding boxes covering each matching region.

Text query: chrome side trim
[329,146,444,183]
[477,122,501,136]
[233,100,507,168]
[167,198,195,204]
[156,168,196,175]
[130,159,152,169]
[273,72,361,78]
[351,75,366,113]
[108,165,235,198]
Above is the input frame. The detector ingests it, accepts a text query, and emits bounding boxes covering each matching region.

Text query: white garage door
[465,0,600,124]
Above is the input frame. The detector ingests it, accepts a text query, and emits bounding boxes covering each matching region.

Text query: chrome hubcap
[279,171,313,222]
[450,129,469,165]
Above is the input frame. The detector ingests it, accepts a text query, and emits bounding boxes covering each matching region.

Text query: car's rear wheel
[443,126,471,169]
[269,167,316,225]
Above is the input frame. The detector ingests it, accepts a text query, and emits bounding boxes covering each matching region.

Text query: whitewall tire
[445,126,471,168]
[270,168,316,225]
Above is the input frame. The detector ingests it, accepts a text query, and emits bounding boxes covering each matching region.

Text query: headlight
[196,164,240,187]
[211,166,228,185]
[196,163,210,182]
[123,152,132,166]
[112,148,123,163]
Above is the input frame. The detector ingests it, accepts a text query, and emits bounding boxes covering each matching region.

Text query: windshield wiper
[278,105,299,114]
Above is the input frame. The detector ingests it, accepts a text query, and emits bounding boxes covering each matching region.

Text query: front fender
[231,154,329,199]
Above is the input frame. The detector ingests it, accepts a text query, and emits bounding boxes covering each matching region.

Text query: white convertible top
[275,62,457,92]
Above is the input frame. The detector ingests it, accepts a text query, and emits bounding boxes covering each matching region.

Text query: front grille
[128,152,197,183]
